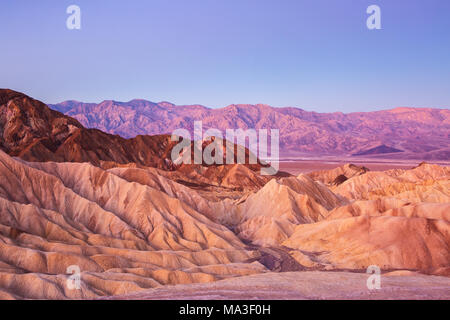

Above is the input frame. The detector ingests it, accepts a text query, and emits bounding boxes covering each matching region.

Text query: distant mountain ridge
[49,99,450,160]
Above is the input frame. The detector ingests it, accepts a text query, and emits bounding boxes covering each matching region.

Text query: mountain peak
[0,88,28,105]
[157,101,176,107]
[388,106,429,113]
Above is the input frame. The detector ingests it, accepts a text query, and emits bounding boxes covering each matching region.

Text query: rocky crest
[0,89,265,171]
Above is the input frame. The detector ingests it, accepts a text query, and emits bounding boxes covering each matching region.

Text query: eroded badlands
[0,150,448,299]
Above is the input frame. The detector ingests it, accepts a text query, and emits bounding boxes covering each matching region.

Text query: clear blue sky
[1,0,449,112]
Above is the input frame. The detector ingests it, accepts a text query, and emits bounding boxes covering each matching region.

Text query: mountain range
[49,99,450,160]
[0,89,449,300]
[0,89,264,172]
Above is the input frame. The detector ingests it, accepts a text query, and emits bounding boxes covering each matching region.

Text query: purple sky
[1,0,449,112]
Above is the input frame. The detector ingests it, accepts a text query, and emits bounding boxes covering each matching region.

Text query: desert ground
[105,271,450,300]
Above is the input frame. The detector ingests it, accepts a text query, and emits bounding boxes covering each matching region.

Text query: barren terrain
[0,89,448,300]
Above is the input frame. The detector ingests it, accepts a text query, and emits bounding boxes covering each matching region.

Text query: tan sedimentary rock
[0,150,265,299]
[234,175,346,246]
[308,163,369,186]
[283,214,449,275]
[333,163,450,202]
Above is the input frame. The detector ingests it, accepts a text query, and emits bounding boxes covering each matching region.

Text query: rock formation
[0,90,448,299]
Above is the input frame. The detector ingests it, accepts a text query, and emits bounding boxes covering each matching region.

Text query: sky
[1,0,449,112]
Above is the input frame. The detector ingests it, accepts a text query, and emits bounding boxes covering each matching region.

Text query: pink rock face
[49,100,450,160]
